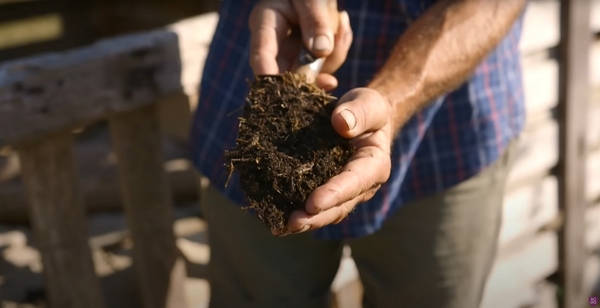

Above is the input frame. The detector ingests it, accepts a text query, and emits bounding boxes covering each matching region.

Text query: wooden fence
[0,14,218,308]
[482,0,600,307]
[0,0,599,307]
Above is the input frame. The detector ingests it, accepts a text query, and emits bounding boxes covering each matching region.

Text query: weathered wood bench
[0,13,217,308]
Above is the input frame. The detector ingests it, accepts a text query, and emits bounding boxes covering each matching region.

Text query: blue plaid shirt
[190,0,526,240]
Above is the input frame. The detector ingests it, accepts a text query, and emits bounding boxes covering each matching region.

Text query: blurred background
[0,0,598,307]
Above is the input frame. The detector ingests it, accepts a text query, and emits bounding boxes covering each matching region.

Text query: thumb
[331,88,390,138]
[292,0,339,57]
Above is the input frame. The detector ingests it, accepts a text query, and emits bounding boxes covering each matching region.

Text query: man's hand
[273,89,393,236]
[248,0,352,91]
[260,0,527,236]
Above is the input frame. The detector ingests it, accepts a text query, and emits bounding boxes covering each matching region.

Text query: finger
[321,11,353,74]
[249,4,293,75]
[314,185,381,225]
[315,73,338,91]
[298,196,359,230]
[284,185,381,234]
[331,88,391,138]
[305,146,391,214]
[292,0,338,57]
[276,37,303,73]
[278,193,361,236]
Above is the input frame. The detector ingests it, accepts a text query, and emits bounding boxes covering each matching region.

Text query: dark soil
[224,72,354,231]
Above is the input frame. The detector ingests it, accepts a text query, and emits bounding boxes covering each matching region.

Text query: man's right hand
[248,0,352,91]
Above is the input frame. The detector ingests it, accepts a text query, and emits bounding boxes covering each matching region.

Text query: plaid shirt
[190,0,526,240]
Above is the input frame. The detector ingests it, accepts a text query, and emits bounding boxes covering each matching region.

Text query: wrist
[367,83,411,137]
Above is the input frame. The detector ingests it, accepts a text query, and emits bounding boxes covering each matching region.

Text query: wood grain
[109,105,187,308]
[557,1,591,307]
[16,131,104,308]
[0,30,182,146]
[0,12,219,146]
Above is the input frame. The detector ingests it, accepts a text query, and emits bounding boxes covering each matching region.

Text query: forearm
[367,0,527,135]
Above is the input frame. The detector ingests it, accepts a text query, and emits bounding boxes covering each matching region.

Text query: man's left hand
[273,88,393,236]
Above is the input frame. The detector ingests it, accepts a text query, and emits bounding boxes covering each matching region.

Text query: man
[190,0,528,307]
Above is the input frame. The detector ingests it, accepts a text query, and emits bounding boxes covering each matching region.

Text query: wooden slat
[584,254,600,297]
[481,232,558,308]
[0,164,200,223]
[166,12,217,97]
[587,93,600,150]
[557,0,591,307]
[586,204,600,251]
[522,58,559,124]
[500,176,558,248]
[506,119,558,188]
[593,0,600,32]
[0,131,200,223]
[590,41,600,86]
[109,105,187,308]
[520,0,560,55]
[0,1,60,23]
[16,131,104,308]
[0,13,63,50]
[0,12,221,146]
[0,0,96,62]
[520,0,600,55]
[0,0,38,5]
[586,149,600,201]
[0,30,182,146]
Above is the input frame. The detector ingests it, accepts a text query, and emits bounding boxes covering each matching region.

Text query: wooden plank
[0,128,199,223]
[156,92,194,142]
[0,30,182,146]
[520,0,560,55]
[593,0,600,32]
[522,58,559,123]
[0,13,63,50]
[0,0,38,5]
[0,0,96,62]
[500,176,558,248]
[587,92,600,150]
[0,12,220,146]
[15,131,104,308]
[584,254,600,297]
[506,119,558,189]
[0,164,200,223]
[586,149,600,201]
[530,281,559,308]
[590,40,600,86]
[329,246,364,308]
[166,12,217,97]
[481,232,558,308]
[520,0,600,55]
[557,1,591,307]
[0,1,60,23]
[331,247,358,292]
[586,204,600,251]
[109,105,187,308]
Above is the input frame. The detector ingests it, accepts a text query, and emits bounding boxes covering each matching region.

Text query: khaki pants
[199,141,517,308]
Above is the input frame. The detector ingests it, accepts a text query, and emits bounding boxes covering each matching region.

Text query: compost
[224,72,354,231]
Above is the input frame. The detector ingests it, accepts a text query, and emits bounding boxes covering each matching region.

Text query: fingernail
[313,35,332,52]
[340,11,352,43]
[272,227,286,237]
[292,225,311,234]
[339,109,356,130]
[340,11,350,29]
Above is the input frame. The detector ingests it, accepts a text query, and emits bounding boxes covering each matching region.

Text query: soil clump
[225,72,354,231]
